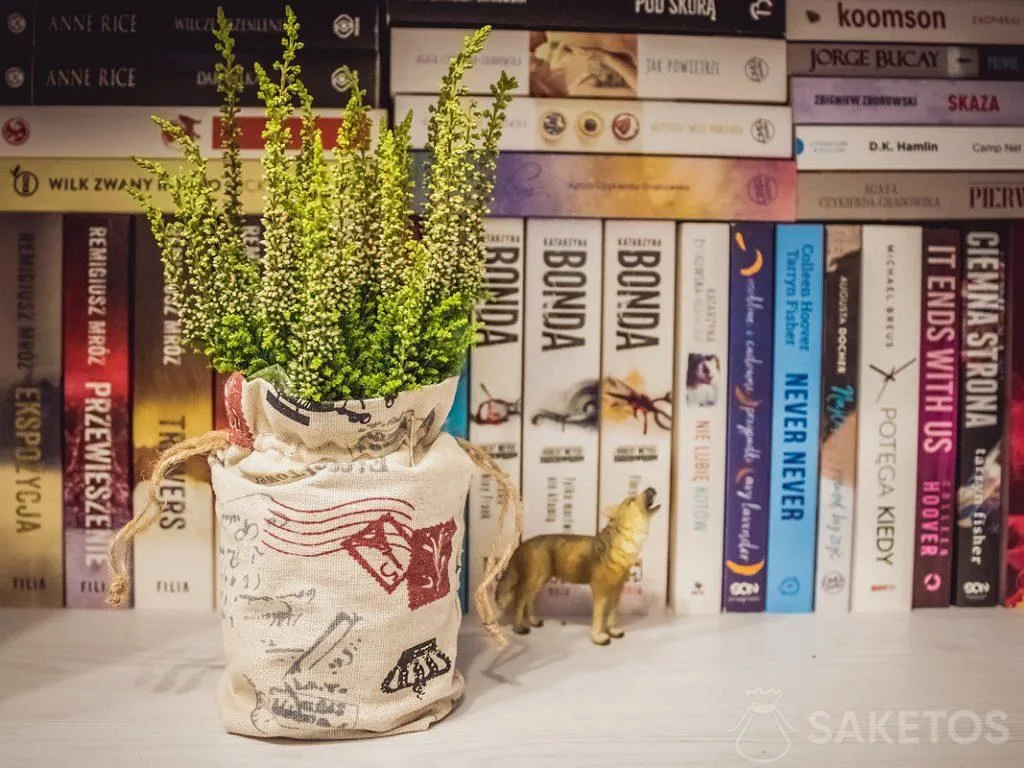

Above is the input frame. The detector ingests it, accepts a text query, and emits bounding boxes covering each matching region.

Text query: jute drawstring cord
[105,430,231,608]
[105,431,524,649]
[456,438,525,650]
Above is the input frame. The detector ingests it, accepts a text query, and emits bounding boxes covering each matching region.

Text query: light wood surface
[1,608,1022,767]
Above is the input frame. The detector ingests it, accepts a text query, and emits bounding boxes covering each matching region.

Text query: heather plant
[131,7,515,401]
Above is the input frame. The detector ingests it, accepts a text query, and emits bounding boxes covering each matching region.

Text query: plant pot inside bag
[106,7,521,740]
[109,370,519,740]
[213,372,471,738]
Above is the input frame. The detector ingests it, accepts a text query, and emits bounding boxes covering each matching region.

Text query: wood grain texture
[1,608,1022,767]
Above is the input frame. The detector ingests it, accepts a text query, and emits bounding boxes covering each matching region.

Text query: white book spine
[390,28,786,103]
[521,218,603,613]
[0,107,386,159]
[671,223,730,615]
[599,220,676,615]
[468,218,525,611]
[796,125,1024,171]
[397,96,793,158]
[851,225,922,612]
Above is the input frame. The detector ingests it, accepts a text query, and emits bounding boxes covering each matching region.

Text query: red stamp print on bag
[405,520,457,610]
[225,372,255,449]
[259,496,456,610]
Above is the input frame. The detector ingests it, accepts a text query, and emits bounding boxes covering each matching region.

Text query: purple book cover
[912,229,960,608]
[722,223,775,612]
[792,77,1024,125]
[955,224,1008,607]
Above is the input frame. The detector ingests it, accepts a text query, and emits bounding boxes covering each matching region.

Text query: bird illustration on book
[496,488,659,645]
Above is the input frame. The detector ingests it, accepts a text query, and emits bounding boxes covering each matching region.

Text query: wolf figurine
[496,488,659,645]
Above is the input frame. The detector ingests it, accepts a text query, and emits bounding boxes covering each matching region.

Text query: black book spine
[14,0,379,51]
[28,49,379,106]
[954,223,1009,607]
[388,0,785,37]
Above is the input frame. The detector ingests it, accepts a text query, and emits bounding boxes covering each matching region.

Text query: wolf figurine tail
[495,555,519,612]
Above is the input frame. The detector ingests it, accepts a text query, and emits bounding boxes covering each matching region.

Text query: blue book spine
[722,223,775,612]
[444,370,471,612]
[766,225,824,613]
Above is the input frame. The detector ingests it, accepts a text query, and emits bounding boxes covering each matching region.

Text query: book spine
[63,214,132,608]
[398,96,792,158]
[1007,221,1024,608]
[391,29,786,102]
[387,0,786,37]
[796,126,1024,171]
[955,224,1008,607]
[814,225,861,613]
[797,171,1024,221]
[766,224,824,613]
[443,370,471,612]
[671,223,730,615]
[31,2,380,51]
[792,77,1024,125]
[912,229,960,608]
[27,50,380,107]
[0,214,64,607]
[468,218,525,612]
[722,223,775,612]
[0,106,387,159]
[599,220,676,614]
[787,0,1024,45]
[132,216,213,610]
[851,225,922,612]
[410,153,797,222]
[788,44,1024,80]
[521,218,603,614]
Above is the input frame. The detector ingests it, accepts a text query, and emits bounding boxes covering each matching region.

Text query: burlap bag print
[212,372,471,740]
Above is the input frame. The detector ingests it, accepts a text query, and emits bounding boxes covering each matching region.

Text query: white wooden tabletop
[1,608,1022,767]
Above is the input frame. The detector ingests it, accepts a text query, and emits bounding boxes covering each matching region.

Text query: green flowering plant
[130,7,515,401]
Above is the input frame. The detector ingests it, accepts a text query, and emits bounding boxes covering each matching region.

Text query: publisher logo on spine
[332,14,358,40]
[2,116,29,146]
[751,118,775,144]
[748,174,779,206]
[749,0,775,21]
[5,66,25,89]
[6,12,27,35]
[745,56,770,82]
[9,164,38,197]
[330,68,352,94]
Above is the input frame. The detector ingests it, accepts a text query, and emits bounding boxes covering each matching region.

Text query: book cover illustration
[912,229,960,608]
[1007,221,1024,608]
[0,214,64,607]
[955,225,1008,607]
[468,218,525,611]
[671,223,730,615]
[63,214,133,608]
[722,223,775,612]
[599,220,676,615]
[851,226,922,612]
[766,224,824,613]
[132,217,214,610]
[521,218,603,614]
[814,225,861,613]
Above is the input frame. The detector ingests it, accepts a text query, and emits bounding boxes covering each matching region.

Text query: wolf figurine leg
[590,590,611,646]
[606,584,625,639]
[513,570,548,635]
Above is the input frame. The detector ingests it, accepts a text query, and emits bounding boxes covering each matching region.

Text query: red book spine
[63,214,132,608]
[912,229,960,608]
